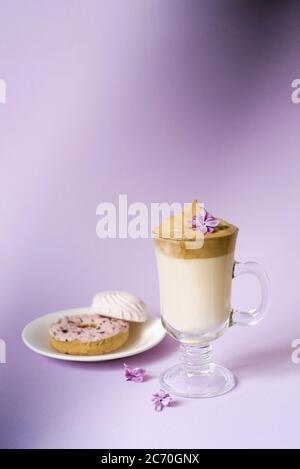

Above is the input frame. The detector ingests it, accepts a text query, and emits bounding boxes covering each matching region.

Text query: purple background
[1,0,300,449]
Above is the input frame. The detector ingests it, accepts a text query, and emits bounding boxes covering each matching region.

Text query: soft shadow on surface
[169,399,186,408]
[48,335,177,371]
[226,342,296,380]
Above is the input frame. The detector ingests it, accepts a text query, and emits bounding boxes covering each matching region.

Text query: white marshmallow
[91,291,147,323]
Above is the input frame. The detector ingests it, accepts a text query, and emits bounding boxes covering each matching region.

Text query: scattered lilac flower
[151,389,173,412]
[190,208,219,234]
[123,363,146,383]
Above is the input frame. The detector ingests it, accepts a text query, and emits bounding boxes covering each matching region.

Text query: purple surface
[1,0,300,449]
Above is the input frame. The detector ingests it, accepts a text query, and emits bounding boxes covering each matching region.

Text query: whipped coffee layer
[155,220,238,259]
[153,201,238,259]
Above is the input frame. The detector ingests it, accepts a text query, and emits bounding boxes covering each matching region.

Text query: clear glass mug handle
[230,261,270,326]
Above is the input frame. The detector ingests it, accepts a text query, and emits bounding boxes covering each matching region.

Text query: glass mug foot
[159,343,235,398]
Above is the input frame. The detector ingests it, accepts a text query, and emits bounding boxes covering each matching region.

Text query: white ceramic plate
[22,307,166,362]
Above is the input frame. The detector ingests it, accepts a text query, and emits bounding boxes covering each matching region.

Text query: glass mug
[154,224,270,398]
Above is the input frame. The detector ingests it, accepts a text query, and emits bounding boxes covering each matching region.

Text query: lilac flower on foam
[191,208,219,234]
[123,363,146,383]
[151,389,173,412]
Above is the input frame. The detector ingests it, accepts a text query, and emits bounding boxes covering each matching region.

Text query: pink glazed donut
[49,314,129,355]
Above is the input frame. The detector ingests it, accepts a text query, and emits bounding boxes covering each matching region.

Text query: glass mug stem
[160,341,235,398]
[179,343,213,374]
